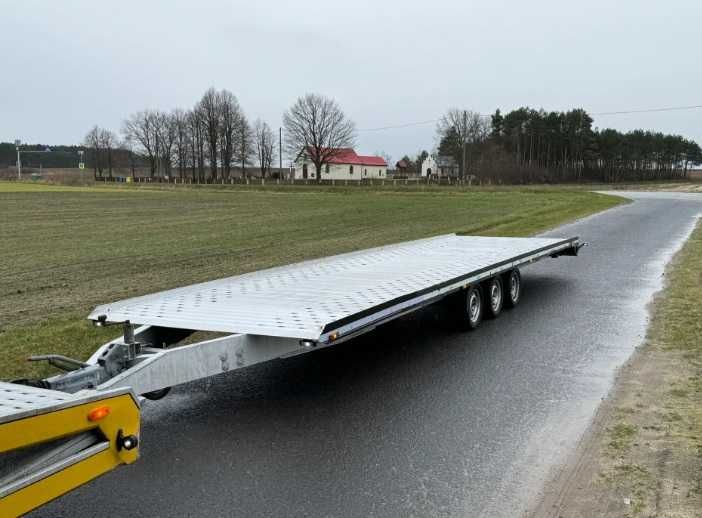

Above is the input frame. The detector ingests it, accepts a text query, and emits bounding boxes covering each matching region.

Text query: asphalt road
[36,191,702,518]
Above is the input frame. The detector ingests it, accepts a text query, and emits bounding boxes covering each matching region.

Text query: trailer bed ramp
[89,234,580,343]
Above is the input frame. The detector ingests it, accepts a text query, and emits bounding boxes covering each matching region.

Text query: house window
[364,169,367,176]
[379,169,382,176]
[349,165,354,175]
[325,164,330,174]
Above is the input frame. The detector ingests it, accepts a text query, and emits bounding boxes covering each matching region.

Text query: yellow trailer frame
[0,384,140,517]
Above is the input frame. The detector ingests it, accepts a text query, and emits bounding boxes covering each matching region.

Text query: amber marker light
[87,405,111,422]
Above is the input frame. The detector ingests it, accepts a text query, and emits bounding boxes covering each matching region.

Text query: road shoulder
[532,219,702,517]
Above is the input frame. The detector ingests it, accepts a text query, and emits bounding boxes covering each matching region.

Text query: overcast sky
[2,0,700,163]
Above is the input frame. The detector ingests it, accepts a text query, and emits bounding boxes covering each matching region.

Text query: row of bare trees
[123,88,277,181]
[84,126,120,177]
[85,90,362,184]
[87,88,278,181]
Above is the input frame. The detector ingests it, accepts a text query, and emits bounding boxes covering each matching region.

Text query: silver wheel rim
[490,282,502,312]
[468,291,481,322]
[510,274,519,301]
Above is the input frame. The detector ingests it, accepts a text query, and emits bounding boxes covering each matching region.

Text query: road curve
[35,191,702,518]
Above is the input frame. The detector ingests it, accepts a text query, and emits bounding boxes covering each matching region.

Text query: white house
[421,155,437,177]
[294,148,387,180]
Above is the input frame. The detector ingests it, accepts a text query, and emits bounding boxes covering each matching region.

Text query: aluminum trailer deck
[35,233,582,396]
[89,234,580,343]
[1,233,582,515]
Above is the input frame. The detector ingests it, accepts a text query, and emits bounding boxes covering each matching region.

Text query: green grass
[0,182,624,379]
[607,423,638,452]
[651,222,702,452]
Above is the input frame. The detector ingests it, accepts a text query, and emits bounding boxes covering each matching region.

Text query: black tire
[483,277,504,318]
[458,285,483,330]
[142,387,171,400]
[503,268,522,308]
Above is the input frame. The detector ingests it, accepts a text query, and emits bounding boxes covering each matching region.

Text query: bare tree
[218,90,243,180]
[98,129,118,178]
[283,93,355,182]
[236,114,254,179]
[122,135,137,178]
[84,126,102,177]
[437,109,487,179]
[123,111,158,177]
[253,119,276,178]
[376,151,392,169]
[172,109,190,180]
[188,107,205,182]
[153,111,176,177]
[199,87,221,180]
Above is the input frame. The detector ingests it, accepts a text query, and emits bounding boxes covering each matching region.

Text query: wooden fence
[94,176,473,187]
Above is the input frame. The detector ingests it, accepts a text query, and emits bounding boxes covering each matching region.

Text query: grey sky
[2,0,700,163]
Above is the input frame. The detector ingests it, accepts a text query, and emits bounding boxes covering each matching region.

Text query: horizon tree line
[79,94,702,184]
[435,107,702,183]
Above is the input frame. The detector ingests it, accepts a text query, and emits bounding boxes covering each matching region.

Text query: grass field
[0,182,624,380]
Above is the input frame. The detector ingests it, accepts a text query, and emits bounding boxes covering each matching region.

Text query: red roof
[305,147,386,167]
[356,155,386,166]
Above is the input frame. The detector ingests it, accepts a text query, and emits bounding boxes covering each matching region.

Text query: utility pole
[462,110,467,180]
[15,140,21,180]
[279,127,282,174]
[241,126,246,180]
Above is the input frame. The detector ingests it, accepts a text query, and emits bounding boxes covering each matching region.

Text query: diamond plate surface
[0,382,73,419]
[88,234,574,340]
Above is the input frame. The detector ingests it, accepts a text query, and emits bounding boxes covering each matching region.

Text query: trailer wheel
[460,285,484,330]
[503,268,522,308]
[483,277,503,318]
[142,387,171,400]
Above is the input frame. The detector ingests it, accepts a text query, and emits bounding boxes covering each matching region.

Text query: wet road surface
[35,191,702,517]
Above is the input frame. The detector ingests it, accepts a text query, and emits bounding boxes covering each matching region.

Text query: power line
[358,119,439,132]
[357,104,702,132]
[592,104,702,116]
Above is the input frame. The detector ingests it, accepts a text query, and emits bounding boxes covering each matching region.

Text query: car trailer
[0,233,583,516]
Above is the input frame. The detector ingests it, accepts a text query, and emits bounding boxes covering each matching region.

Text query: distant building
[294,147,387,180]
[436,155,459,177]
[422,155,459,178]
[421,155,437,177]
[395,159,411,174]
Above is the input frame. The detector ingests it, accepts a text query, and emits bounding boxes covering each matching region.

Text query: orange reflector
[87,405,111,422]
[329,332,338,341]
